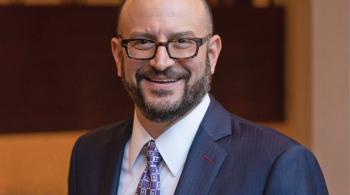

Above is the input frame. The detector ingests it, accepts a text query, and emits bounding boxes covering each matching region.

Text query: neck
[135,108,179,139]
[134,94,208,138]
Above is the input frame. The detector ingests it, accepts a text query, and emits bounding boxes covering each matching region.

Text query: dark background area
[0,6,284,132]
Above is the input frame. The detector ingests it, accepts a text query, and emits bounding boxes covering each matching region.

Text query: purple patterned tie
[136,140,162,195]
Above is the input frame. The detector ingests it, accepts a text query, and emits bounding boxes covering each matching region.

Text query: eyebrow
[169,31,196,38]
[128,31,197,40]
[129,32,156,39]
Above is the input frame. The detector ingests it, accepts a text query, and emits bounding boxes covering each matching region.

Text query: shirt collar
[127,113,153,171]
[128,94,211,176]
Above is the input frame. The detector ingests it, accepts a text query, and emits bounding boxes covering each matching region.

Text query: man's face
[112,0,221,122]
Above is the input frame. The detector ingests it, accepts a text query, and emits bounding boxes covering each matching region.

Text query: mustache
[136,67,190,82]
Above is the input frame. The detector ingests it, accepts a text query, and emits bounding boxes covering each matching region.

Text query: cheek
[183,56,207,82]
[122,60,142,82]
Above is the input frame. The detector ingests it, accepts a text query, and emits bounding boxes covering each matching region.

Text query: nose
[149,46,175,71]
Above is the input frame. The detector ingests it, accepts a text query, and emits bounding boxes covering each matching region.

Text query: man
[68,0,328,194]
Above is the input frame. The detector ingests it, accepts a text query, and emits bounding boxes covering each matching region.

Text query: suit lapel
[97,121,132,195]
[175,96,233,195]
[95,96,234,194]
[174,127,227,195]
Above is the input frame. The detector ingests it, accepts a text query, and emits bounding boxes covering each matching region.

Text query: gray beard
[121,55,212,122]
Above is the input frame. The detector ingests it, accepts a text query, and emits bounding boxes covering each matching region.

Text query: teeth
[148,78,178,83]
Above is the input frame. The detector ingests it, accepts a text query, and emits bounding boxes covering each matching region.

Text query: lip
[145,77,180,84]
[142,77,183,88]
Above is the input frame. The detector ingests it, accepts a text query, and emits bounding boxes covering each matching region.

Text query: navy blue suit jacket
[68,96,328,195]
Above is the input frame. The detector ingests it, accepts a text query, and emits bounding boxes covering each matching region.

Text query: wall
[0,0,313,194]
[264,0,311,147]
[0,131,83,195]
[312,0,350,194]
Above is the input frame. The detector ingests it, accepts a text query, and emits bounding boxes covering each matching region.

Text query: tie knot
[144,140,162,165]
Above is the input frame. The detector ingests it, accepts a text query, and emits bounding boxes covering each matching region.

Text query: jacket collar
[110,95,237,195]
[174,95,235,194]
[201,94,235,140]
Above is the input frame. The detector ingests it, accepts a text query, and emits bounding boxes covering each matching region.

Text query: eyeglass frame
[115,34,212,60]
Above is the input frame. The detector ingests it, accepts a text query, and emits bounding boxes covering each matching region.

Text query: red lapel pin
[202,154,214,165]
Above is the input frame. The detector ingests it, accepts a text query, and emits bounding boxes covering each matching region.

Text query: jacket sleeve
[264,145,328,195]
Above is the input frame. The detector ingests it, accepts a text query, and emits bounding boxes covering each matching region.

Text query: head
[116,0,214,37]
[111,0,222,123]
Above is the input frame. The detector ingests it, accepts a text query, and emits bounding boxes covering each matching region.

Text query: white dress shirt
[117,94,210,195]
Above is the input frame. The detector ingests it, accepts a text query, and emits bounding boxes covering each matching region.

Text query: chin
[145,93,182,109]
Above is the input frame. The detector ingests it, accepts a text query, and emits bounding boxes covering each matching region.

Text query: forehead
[119,0,207,38]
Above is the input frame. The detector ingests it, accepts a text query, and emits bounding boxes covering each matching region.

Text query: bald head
[116,0,214,35]
[110,0,223,126]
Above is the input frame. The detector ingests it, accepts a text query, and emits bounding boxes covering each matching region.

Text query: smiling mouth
[145,78,181,84]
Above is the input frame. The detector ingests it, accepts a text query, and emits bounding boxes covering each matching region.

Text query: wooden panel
[211,7,284,121]
[0,6,284,133]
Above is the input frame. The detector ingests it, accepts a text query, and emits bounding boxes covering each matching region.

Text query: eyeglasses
[117,34,212,60]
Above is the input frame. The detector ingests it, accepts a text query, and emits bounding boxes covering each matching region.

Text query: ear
[207,34,222,74]
[111,37,123,77]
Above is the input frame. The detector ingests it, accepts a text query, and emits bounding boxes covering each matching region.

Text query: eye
[177,38,189,43]
[130,39,155,50]
[171,38,194,49]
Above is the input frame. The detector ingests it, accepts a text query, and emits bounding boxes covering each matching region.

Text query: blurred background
[0,0,348,194]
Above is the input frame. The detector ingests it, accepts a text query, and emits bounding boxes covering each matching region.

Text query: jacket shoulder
[75,120,132,153]
[227,114,304,158]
